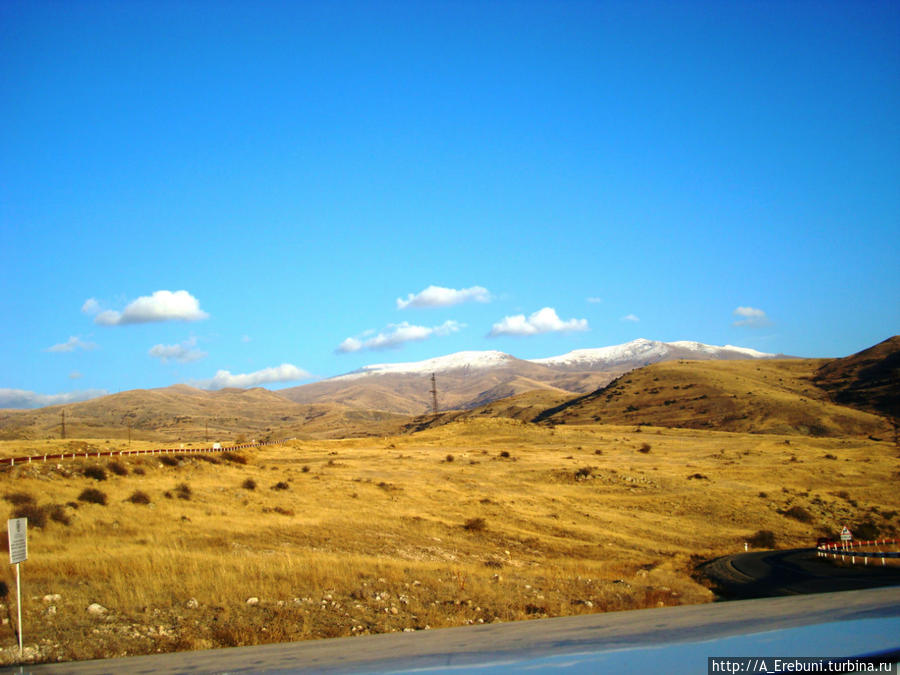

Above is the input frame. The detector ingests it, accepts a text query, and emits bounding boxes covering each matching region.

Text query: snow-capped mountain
[530,338,774,371]
[277,339,779,414]
[333,350,518,380]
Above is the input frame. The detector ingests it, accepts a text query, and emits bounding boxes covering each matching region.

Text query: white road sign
[840,526,852,542]
[8,517,27,564]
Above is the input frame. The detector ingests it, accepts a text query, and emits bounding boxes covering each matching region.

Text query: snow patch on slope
[529,339,774,368]
[333,351,515,380]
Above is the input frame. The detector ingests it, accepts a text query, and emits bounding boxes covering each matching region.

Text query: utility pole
[205,420,209,443]
[60,409,66,439]
[430,373,438,415]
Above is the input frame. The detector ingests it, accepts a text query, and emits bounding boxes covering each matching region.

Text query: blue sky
[2,1,898,407]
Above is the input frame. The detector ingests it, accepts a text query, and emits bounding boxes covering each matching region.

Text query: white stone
[186,598,199,609]
[246,597,259,605]
[87,603,107,616]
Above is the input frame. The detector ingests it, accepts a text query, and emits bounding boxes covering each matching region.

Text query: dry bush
[638,443,652,453]
[854,521,880,540]
[78,488,107,505]
[175,483,192,500]
[128,491,151,505]
[242,478,257,490]
[160,455,179,467]
[108,460,128,476]
[463,517,487,531]
[3,491,35,506]
[783,506,813,523]
[272,482,289,491]
[222,452,248,465]
[747,530,776,548]
[46,503,71,526]
[12,502,48,528]
[83,465,107,481]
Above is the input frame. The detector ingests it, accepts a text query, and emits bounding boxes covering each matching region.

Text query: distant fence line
[817,539,900,566]
[2,440,282,469]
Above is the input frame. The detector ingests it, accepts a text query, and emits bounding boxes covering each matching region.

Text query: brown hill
[0,385,406,442]
[813,335,900,421]
[532,358,891,437]
[278,359,615,415]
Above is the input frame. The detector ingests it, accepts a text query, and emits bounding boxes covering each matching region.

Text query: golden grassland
[0,418,897,665]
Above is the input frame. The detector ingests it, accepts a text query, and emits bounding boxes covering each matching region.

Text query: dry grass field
[0,419,897,665]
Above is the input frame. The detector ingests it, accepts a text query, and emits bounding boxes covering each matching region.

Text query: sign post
[7,518,27,657]
[840,526,853,549]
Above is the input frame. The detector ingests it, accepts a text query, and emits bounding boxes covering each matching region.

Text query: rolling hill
[278,339,780,415]
[813,335,900,421]
[531,358,892,437]
[0,385,407,442]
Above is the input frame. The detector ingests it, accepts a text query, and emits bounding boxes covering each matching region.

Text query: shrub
[222,452,248,465]
[242,478,257,490]
[3,492,35,506]
[784,506,813,523]
[272,482,289,491]
[301,465,310,473]
[133,467,146,476]
[159,455,179,467]
[747,530,776,548]
[574,466,593,480]
[108,460,128,476]
[78,488,107,505]
[594,449,603,455]
[638,443,651,453]
[128,491,151,505]
[854,521,880,541]
[175,483,192,500]
[463,517,487,532]
[758,491,768,498]
[46,504,71,525]
[12,502,48,528]
[83,465,107,481]
[445,454,455,463]
[499,451,510,458]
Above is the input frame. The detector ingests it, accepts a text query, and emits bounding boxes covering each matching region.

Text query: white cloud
[621,314,640,322]
[69,371,83,380]
[489,307,588,337]
[733,306,771,327]
[337,337,363,353]
[93,290,209,325]
[0,388,108,409]
[586,297,603,304]
[337,320,463,353]
[46,336,97,352]
[196,364,312,390]
[148,338,207,364]
[396,285,491,310]
[81,298,101,315]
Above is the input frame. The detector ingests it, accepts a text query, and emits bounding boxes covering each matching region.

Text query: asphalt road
[700,547,900,598]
